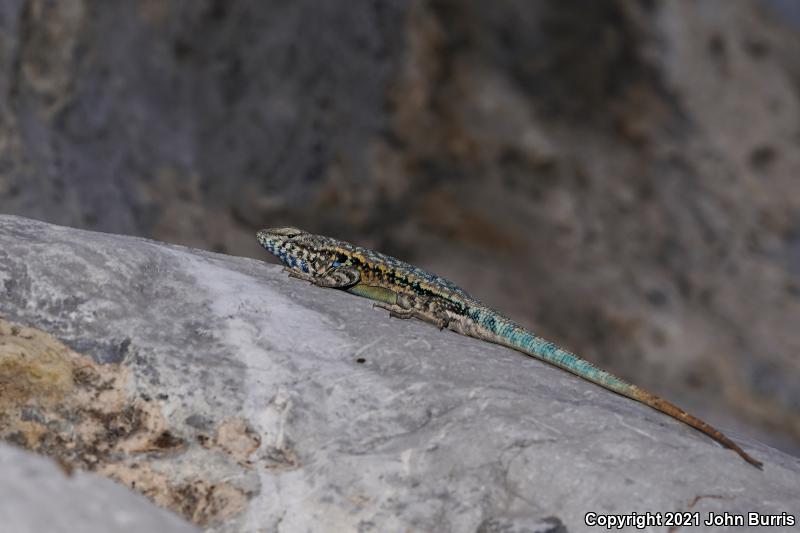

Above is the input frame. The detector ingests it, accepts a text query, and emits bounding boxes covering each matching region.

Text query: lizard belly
[346,282,398,305]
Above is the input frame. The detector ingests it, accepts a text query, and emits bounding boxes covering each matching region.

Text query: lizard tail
[626,386,763,468]
[474,312,762,468]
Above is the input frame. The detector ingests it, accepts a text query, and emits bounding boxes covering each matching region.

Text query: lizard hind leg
[425,298,452,330]
[377,293,451,330]
[373,302,415,320]
[372,292,418,319]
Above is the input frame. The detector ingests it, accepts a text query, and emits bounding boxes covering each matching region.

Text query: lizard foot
[284,268,314,283]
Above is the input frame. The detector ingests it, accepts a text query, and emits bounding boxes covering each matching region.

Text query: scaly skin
[257,227,762,468]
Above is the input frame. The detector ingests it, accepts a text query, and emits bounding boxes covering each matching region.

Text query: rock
[0,214,798,532]
[1,0,800,458]
[0,442,198,533]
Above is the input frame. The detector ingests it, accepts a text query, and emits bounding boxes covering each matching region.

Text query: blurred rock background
[0,0,797,456]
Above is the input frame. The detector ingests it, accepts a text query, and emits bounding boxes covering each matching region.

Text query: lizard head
[256,227,340,275]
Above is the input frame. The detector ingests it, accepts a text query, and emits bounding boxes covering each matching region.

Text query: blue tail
[468,307,636,395]
[464,306,763,467]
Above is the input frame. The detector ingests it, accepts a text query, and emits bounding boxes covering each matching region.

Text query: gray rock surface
[1,0,798,457]
[0,214,798,532]
[0,442,198,533]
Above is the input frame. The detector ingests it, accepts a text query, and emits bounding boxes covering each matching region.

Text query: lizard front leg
[284,265,360,288]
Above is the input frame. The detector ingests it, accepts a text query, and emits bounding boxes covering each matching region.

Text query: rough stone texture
[0,0,407,241]
[0,442,198,533]
[0,0,797,458]
[1,214,798,532]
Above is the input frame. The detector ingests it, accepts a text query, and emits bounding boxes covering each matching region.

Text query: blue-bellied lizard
[257,227,762,468]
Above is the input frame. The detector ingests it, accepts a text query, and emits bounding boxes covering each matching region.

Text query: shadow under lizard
[257,227,762,469]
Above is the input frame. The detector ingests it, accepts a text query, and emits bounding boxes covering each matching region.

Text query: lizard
[256,226,762,469]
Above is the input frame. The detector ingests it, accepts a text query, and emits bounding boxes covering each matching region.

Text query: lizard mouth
[256,228,309,270]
